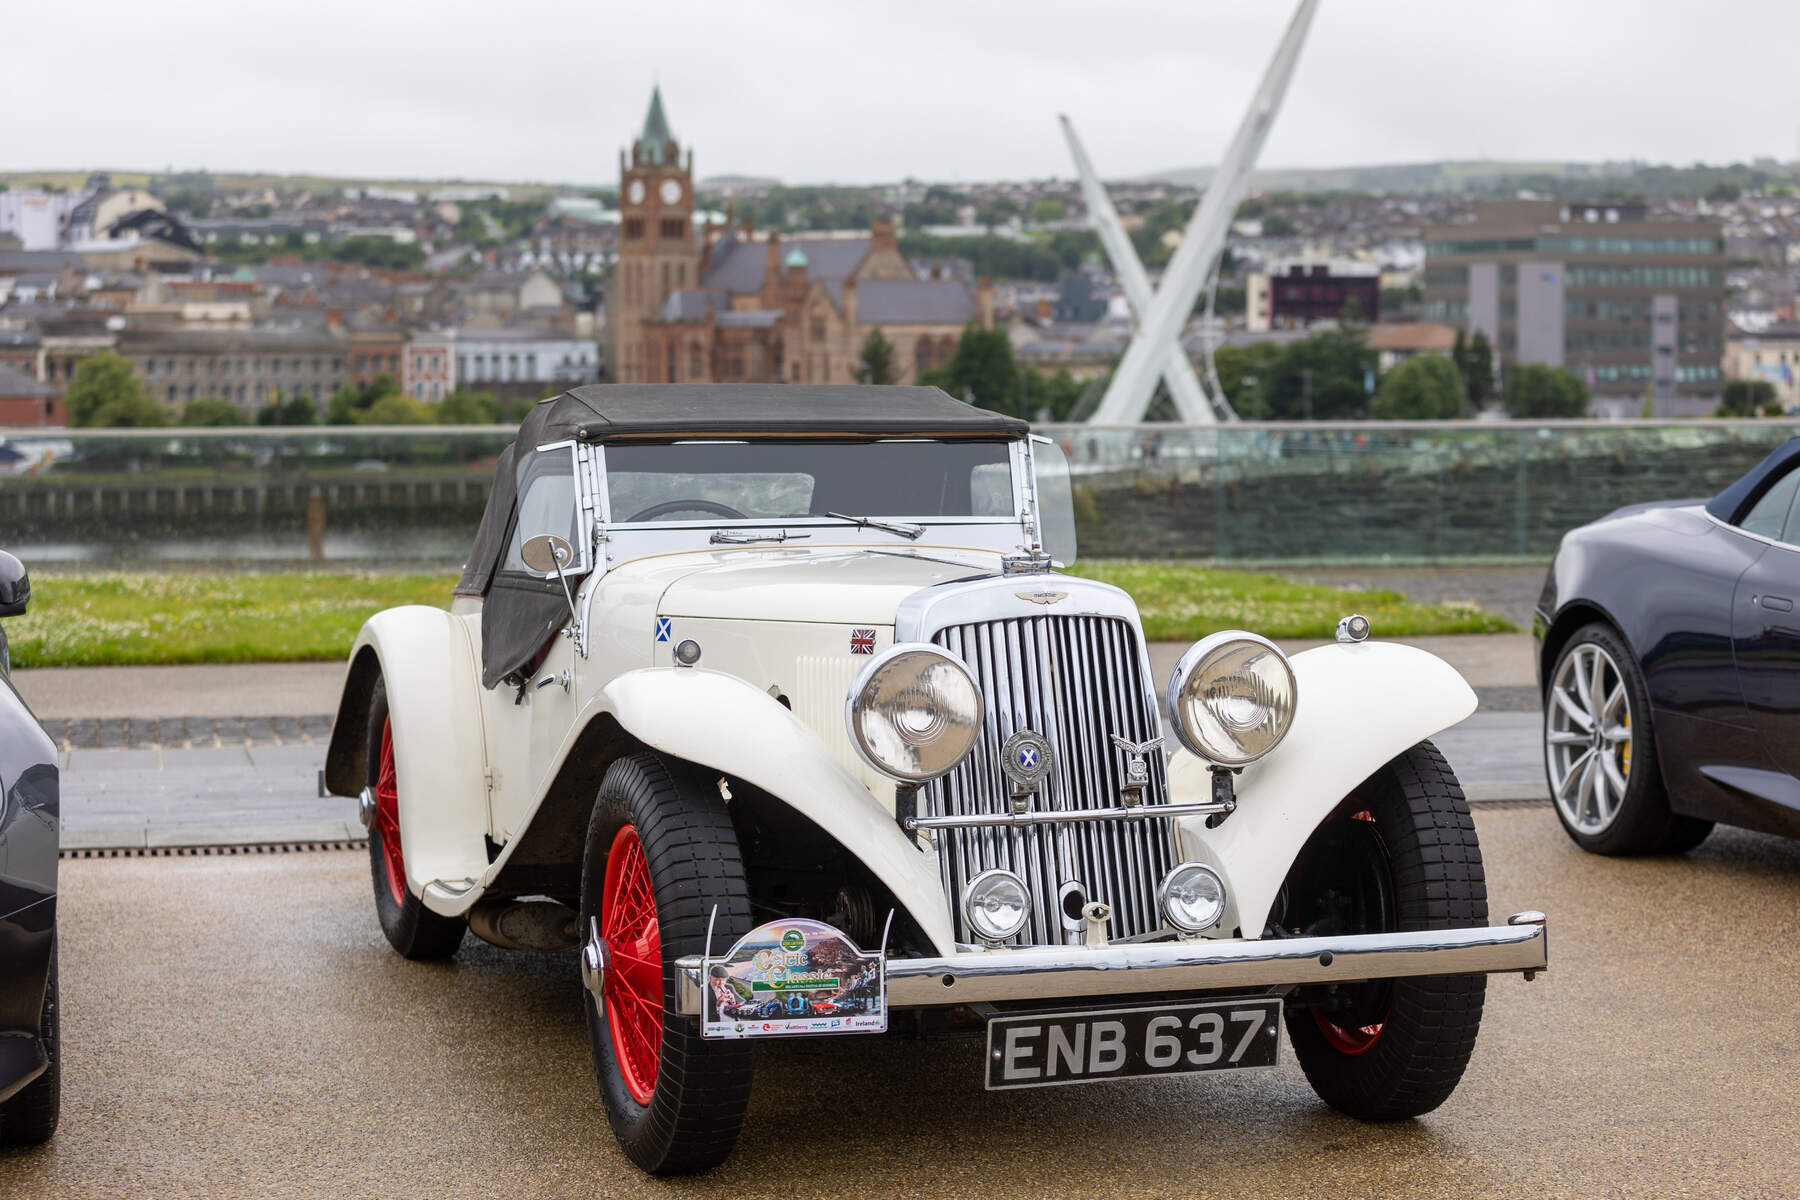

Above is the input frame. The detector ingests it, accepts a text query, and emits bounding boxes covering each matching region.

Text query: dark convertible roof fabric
[1705,436,1800,523]
[536,383,1028,442]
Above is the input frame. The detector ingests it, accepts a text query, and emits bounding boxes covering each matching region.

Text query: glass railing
[2,420,1795,568]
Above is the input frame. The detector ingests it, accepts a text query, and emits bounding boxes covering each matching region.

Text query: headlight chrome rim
[844,641,983,784]
[1165,631,1298,767]
[1159,861,1227,933]
[961,868,1030,943]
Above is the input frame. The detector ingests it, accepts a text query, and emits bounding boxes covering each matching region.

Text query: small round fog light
[1160,862,1226,933]
[962,869,1030,943]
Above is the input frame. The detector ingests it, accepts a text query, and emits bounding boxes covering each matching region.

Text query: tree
[1718,378,1781,417]
[1372,354,1465,420]
[1503,363,1590,418]
[1261,214,1297,238]
[857,328,899,386]
[65,352,169,427]
[1029,197,1067,223]
[178,396,244,426]
[256,392,318,426]
[920,324,1020,414]
[325,374,400,425]
[1259,328,1376,420]
[355,394,434,425]
[1213,340,1284,418]
[1464,330,1496,409]
[1021,368,1086,421]
[436,390,503,424]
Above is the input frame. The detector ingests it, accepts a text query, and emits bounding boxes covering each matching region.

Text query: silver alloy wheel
[1545,641,1634,835]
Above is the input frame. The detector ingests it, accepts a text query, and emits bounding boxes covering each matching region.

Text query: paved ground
[6,805,1798,1198]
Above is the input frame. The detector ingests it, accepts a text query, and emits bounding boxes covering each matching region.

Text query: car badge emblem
[1015,590,1068,606]
[1110,734,1162,806]
[1000,729,1054,812]
[850,628,877,655]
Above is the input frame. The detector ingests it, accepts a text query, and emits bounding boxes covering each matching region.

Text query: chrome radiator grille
[923,615,1174,946]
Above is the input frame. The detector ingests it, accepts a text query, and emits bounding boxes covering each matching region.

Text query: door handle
[535,668,571,693]
[1756,595,1795,612]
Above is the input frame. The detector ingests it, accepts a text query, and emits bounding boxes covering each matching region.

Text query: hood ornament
[1110,734,1162,807]
[1000,729,1054,814]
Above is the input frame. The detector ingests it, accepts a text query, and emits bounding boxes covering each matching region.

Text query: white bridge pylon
[1075,0,1321,426]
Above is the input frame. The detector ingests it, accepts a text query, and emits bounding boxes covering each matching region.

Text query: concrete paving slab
[245,744,328,768]
[13,660,347,720]
[63,747,161,771]
[158,746,254,768]
[143,820,361,847]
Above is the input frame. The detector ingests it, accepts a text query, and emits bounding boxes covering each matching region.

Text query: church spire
[638,85,676,165]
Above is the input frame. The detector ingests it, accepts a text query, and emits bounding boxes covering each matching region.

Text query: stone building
[606,87,991,386]
[115,328,350,412]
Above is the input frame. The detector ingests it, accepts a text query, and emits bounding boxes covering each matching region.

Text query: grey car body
[0,550,57,1111]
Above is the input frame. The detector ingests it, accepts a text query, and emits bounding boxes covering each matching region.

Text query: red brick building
[606,88,991,385]
[0,363,65,426]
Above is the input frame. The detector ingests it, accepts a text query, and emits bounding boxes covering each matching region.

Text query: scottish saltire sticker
[655,617,672,642]
[850,628,876,654]
[702,918,887,1039]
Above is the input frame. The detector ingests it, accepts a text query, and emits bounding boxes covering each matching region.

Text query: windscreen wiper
[822,511,926,540]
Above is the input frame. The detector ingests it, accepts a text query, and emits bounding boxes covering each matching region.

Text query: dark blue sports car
[0,549,58,1145]
[1536,436,1800,854]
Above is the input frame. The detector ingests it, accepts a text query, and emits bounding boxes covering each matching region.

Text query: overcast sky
[8,0,1800,187]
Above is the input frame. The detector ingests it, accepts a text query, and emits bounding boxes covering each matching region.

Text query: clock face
[626,179,645,204]
[660,178,683,206]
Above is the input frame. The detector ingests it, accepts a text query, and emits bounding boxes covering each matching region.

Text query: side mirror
[0,551,27,619]
[521,534,578,627]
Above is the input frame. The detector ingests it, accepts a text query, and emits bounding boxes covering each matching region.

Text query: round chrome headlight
[1165,632,1297,766]
[962,869,1030,942]
[1160,862,1226,932]
[845,643,983,783]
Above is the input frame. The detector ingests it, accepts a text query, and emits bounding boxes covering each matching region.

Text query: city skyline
[7,0,1800,187]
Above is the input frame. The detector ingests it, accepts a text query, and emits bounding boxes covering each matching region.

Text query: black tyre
[1282,741,1488,1121]
[1544,622,1712,856]
[579,752,754,1177]
[365,678,466,960]
[0,940,59,1145]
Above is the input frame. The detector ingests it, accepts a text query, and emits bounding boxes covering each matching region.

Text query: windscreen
[605,441,1016,523]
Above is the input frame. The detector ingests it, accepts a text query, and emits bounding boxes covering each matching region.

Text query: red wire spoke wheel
[374,717,406,907]
[602,825,662,1105]
[362,676,465,960]
[580,752,754,1176]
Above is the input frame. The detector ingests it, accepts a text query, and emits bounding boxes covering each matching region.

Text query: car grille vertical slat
[923,613,1173,946]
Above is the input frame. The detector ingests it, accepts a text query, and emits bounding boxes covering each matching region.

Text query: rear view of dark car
[0,549,59,1145]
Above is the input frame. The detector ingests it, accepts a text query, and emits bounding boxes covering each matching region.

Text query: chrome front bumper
[673,910,1548,1016]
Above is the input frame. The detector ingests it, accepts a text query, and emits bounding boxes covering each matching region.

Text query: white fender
[342,607,491,907]
[1168,641,1478,939]
[496,666,958,953]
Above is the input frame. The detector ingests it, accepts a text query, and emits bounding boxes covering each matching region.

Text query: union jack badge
[850,628,877,655]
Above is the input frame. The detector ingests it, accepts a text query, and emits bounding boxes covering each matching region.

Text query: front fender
[325,607,490,905]
[507,666,957,952]
[1169,640,1478,939]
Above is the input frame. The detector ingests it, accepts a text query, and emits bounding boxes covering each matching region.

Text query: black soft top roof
[525,383,1029,443]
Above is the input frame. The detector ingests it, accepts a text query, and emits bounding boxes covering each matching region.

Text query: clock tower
[610,85,697,382]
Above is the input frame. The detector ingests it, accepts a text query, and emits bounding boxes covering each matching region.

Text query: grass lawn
[5,564,1513,670]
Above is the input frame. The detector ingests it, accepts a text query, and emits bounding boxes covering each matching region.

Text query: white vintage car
[325,384,1548,1176]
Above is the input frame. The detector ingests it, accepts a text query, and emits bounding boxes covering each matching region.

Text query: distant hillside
[1151,158,1800,198]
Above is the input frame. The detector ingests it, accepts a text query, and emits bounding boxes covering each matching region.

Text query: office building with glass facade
[1424,201,1724,416]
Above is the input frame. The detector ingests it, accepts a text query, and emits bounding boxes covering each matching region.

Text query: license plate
[985,997,1281,1090]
